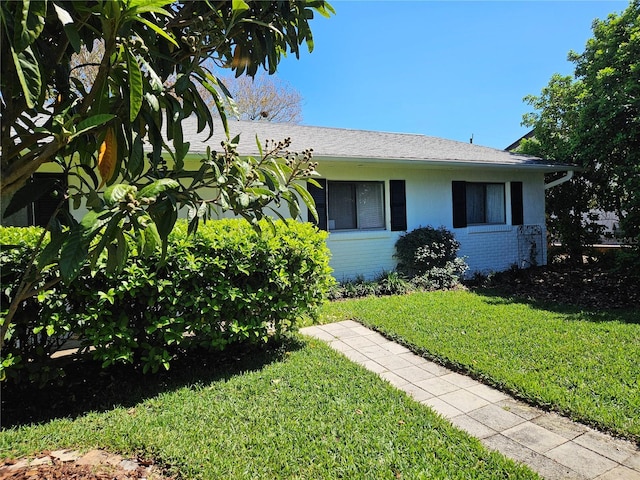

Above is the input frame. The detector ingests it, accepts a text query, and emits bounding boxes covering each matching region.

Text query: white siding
[308,162,548,280]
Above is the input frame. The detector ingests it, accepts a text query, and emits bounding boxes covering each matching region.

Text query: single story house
[183,119,575,280]
[6,118,575,281]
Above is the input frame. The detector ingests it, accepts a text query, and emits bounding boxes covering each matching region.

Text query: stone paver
[301,321,640,480]
[502,422,568,454]
[468,404,526,431]
[547,442,618,478]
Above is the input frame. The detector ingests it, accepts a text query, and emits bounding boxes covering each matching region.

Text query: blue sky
[274,1,629,150]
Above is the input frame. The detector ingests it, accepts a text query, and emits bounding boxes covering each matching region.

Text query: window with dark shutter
[307,179,327,230]
[389,180,407,231]
[510,182,524,226]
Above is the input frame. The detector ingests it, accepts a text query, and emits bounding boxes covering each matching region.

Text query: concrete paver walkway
[301,321,640,480]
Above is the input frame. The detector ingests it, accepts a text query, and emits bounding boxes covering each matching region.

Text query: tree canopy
[0,0,333,351]
[521,0,640,254]
[220,73,304,123]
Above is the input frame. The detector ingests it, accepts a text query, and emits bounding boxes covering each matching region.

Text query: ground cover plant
[0,338,539,479]
[321,290,640,442]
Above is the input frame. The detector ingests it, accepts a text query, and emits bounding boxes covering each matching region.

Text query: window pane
[328,182,356,229]
[357,183,385,229]
[486,184,505,223]
[466,183,485,224]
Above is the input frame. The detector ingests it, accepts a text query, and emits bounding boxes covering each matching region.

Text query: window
[328,181,385,230]
[466,183,505,224]
[307,179,407,232]
[453,181,522,228]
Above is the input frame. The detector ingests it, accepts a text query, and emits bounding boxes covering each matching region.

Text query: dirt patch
[0,449,173,480]
[471,261,640,311]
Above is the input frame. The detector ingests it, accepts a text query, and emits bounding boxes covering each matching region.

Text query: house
[6,118,575,280]
[180,119,575,280]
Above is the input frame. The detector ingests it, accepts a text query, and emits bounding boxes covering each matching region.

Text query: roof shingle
[181,117,571,171]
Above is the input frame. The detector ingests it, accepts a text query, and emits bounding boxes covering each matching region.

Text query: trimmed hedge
[1,219,333,383]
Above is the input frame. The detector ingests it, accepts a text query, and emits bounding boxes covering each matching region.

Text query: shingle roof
[180,117,572,171]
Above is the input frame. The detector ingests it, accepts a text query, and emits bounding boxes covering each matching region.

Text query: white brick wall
[326,230,403,281]
[307,163,549,281]
[455,224,547,276]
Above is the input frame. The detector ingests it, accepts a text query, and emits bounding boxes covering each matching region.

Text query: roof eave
[308,155,578,173]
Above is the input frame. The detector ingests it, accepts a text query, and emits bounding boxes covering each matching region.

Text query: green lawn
[321,289,640,441]
[0,337,537,479]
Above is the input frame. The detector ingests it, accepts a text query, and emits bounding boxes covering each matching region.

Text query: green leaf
[292,182,318,221]
[59,227,88,283]
[135,16,179,47]
[86,189,103,209]
[70,114,115,139]
[144,92,160,112]
[10,44,41,109]
[37,228,65,268]
[127,0,172,13]
[115,230,129,273]
[148,195,178,257]
[80,209,112,238]
[232,0,250,12]
[142,221,161,257]
[13,0,47,52]
[129,132,144,178]
[137,178,179,200]
[125,48,143,122]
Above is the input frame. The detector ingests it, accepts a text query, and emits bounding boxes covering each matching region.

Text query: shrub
[0,227,72,385]
[394,226,468,290]
[1,219,333,383]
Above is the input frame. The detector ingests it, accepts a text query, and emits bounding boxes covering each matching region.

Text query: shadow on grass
[473,287,640,325]
[1,336,306,429]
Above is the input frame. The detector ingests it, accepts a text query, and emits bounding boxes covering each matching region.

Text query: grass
[321,289,640,442]
[0,337,538,479]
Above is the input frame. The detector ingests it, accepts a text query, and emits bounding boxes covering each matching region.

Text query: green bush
[394,226,468,290]
[1,219,333,383]
[0,227,73,385]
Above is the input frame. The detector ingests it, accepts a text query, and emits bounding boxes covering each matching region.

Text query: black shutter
[510,181,524,226]
[389,180,407,231]
[307,179,327,230]
[452,181,467,228]
[32,173,69,227]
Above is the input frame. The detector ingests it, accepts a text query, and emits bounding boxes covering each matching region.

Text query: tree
[220,73,303,123]
[521,0,640,258]
[0,0,333,351]
[520,75,603,263]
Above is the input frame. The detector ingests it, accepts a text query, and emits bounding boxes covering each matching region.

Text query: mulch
[471,261,640,311]
[0,449,173,480]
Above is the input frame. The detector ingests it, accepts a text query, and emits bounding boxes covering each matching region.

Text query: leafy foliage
[521,1,640,258]
[0,0,333,351]
[0,219,333,384]
[394,226,468,289]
